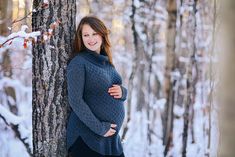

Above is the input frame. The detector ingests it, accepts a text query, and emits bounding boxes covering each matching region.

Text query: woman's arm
[66,60,110,136]
[120,85,128,101]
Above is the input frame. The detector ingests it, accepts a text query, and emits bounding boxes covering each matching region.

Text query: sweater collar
[82,48,109,66]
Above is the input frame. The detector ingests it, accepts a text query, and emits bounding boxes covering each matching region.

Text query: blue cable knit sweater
[66,48,128,156]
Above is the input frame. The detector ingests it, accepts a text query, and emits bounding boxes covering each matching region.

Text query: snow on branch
[0,25,41,48]
[0,0,61,49]
[0,104,32,156]
[0,19,61,49]
[0,105,25,125]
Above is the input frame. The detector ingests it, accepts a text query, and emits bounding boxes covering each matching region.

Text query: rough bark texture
[32,0,76,156]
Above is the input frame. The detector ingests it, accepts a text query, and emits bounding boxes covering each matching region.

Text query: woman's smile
[88,42,97,46]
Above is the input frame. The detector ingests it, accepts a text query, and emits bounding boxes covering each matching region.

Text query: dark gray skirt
[68,136,125,157]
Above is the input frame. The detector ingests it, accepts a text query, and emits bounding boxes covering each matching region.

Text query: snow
[7,25,40,40]
[134,0,141,8]
[0,105,25,125]
[0,25,33,156]
[43,0,48,4]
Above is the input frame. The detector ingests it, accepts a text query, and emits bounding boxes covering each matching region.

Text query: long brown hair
[72,15,114,67]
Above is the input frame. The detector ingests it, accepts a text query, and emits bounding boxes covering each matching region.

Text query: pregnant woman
[66,15,128,157]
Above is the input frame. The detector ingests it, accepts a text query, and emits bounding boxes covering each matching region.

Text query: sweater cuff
[120,85,128,101]
[100,121,111,136]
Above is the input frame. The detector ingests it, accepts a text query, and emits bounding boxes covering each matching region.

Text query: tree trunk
[219,0,235,156]
[182,0,198,156]
[0,0,12,35]
[121,0,139,141]
[32,1,76,156]
[0,0,12,76]
[163,0,177,155]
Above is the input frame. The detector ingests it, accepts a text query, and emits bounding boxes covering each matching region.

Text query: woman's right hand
[103,124,117,137]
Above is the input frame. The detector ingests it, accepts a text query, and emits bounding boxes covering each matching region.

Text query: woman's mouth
[88,42,97,46]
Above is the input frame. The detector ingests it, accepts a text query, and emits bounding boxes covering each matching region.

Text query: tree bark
[32,1,76,156]
[163,0,177,155]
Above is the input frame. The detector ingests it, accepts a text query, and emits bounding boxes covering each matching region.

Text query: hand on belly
[108,84,122,99]
[103,124,117,137]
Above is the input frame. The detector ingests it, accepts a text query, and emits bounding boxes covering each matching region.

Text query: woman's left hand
[108,84,122,99]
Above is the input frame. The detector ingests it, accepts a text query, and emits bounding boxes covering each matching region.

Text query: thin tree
[163,0,177,155]
[121,0,139,141]
[182,0,198,156]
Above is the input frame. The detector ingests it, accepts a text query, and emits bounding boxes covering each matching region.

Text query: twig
[0,114,33,156]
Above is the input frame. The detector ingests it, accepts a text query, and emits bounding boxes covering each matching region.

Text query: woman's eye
[84,34,89,37]
[93,33,98,36]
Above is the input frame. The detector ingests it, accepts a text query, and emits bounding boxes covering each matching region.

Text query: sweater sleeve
[66,60,111,136]
[120,85,128,101]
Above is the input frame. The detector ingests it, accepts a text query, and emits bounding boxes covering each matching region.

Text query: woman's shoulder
[67,52,87,69]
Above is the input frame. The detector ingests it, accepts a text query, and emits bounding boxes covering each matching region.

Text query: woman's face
[81,24,102,53]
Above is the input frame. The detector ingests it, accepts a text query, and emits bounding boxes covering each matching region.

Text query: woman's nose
[88,36,95,42]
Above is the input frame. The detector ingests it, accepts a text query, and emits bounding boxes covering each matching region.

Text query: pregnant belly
[84,94,125,132]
